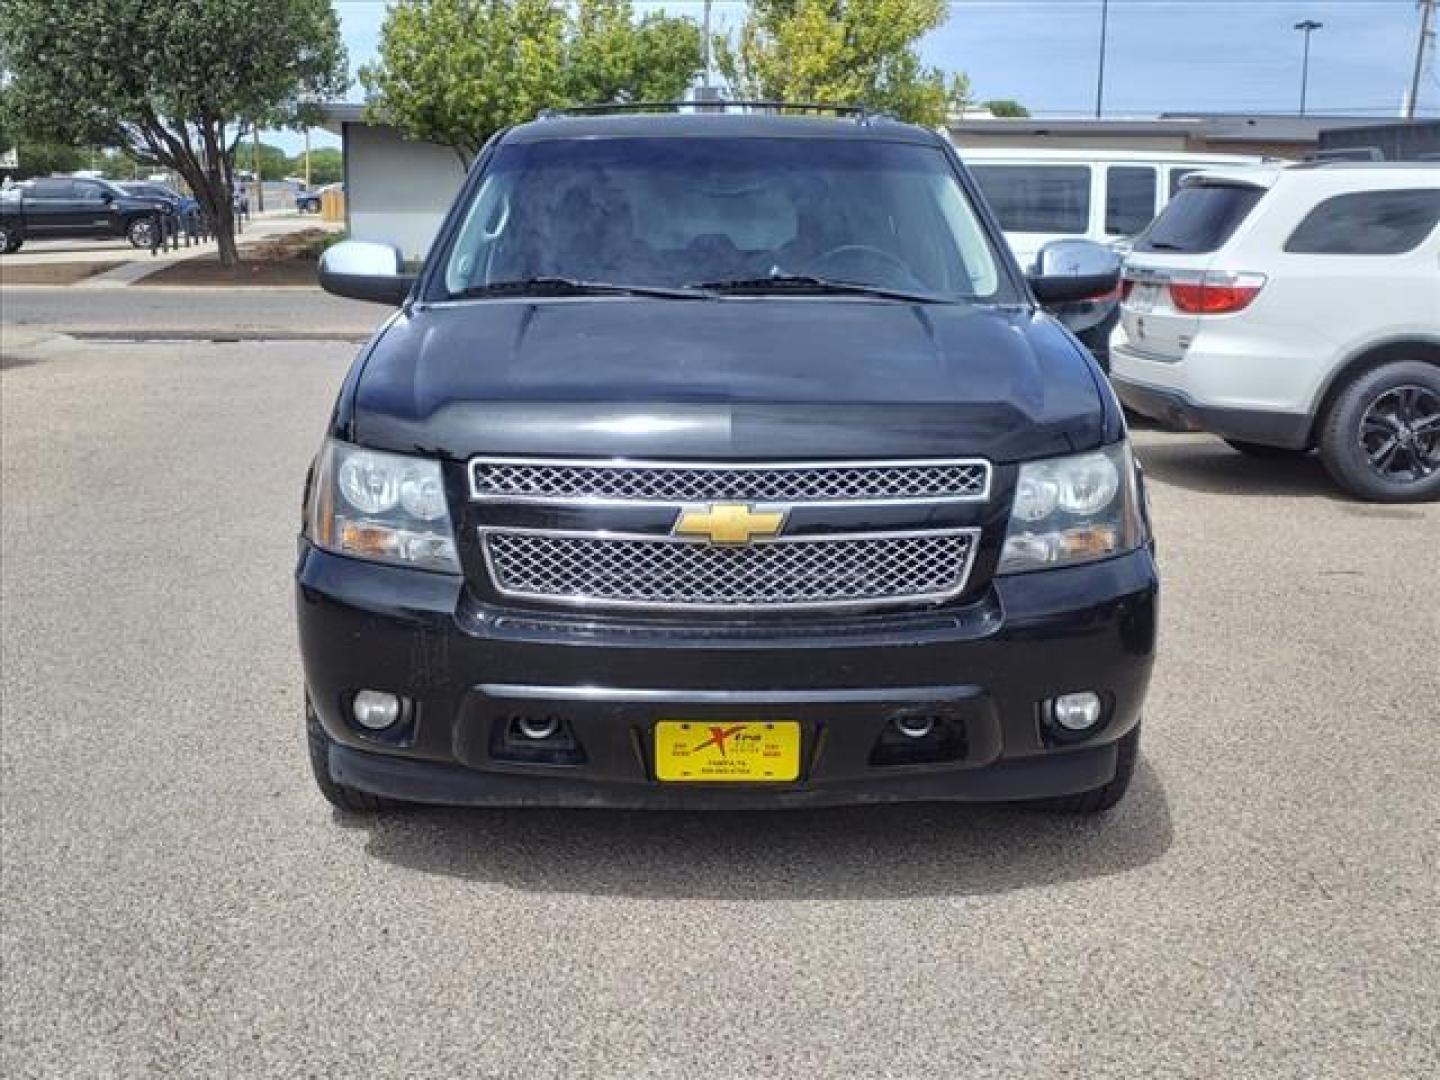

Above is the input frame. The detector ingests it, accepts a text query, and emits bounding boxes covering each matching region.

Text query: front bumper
[296,545,1159,808]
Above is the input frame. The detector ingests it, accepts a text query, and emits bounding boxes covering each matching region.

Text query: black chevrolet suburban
[0,176,175,252]
[300,109,1158,814]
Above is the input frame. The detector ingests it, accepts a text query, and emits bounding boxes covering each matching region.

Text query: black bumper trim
[1112,376,1311,450]
[478,683,973,704]
[329,739,1119,810]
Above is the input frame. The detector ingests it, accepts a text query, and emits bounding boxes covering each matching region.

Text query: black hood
[346,298,1113,463]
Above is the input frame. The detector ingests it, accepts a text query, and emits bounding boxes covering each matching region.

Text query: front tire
[1318,361,1440,503]
[306,701,402,813]
[1031,725,1139,814]
[0,226,20,253]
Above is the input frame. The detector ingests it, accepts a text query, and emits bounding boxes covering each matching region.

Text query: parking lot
[1,336,1437,1078]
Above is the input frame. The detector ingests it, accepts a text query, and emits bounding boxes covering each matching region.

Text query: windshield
[439,137,1007,302]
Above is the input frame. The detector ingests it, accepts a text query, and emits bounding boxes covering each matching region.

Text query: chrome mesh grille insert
[482,530,979,610]
[470,458,990,503]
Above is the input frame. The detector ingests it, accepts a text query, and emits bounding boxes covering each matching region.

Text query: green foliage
[241,141,293,181]
[11,142,84,178]
[565,0,703,104]
[298,147,344,186]
[361,0,564,166]
[983,98,1030,118]
[0,0,346,261]
[719,0,967,126]
[361,0,703,165]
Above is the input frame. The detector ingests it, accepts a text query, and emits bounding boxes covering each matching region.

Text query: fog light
[515,715,562,741]
[352,690,402,731]
[1049,692,1103,732]
[893,716,936,740]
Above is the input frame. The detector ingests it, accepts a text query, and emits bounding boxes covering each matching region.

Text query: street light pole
[1294,19,1323,116]
[1094,0,1110,118]
[1407,0,1436,120]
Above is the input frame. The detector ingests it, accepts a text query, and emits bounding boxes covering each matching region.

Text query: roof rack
[1300,147,1385,163]
[538,100,883,122]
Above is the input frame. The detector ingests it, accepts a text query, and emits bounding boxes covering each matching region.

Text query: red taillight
[1168,274,1266,314]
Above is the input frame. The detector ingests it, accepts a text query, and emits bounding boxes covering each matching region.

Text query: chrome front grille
[470,457,990,504]
[481,529,980,610]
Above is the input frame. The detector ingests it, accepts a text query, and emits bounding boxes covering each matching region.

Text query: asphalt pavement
[1,285,385,338]
[2,336,1437,1078]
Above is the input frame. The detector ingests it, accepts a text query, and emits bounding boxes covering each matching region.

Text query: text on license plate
[654,721,801,783]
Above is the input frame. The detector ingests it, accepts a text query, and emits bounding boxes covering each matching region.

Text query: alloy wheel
[1359,384,1440,484]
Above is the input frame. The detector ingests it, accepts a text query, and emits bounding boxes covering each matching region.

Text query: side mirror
[1027,239,1121,304]
[99,191,115,204]
[317,240,415,306]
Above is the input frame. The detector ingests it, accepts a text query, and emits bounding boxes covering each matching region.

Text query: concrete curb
[0,327,81,363]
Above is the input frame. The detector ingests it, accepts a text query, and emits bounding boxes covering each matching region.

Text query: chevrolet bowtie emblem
[673,503,787,545]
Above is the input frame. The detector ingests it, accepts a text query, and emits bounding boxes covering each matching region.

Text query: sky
[274,0,1437,154]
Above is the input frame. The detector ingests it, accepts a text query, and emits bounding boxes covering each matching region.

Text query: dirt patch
[0,261,127,286]
[144,229,337,287]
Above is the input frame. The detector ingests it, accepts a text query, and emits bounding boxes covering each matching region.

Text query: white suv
[1110,163,1440,502]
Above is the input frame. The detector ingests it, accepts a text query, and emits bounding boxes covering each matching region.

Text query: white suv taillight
[1168,272,1267,315]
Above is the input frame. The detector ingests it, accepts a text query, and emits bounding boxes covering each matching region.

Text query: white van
[958,148,1269,269]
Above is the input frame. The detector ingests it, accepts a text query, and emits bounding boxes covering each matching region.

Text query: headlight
[305,439,459,572]
[999,443,1145,574]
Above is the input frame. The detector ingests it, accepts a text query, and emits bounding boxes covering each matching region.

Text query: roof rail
[538,100,883,122]
[1301,147,1386,163]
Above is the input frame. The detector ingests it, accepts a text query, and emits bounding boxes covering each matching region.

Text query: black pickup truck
[0,175,175,253]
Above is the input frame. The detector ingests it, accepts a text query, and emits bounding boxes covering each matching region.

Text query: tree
[11,142,84,178]
[719,0,967,127]
[362,0,703,167]
[246,141,293,182]
[565,0,703,104]
[361,0,566,168]
[983,98,1030,118]
[296,147,344,186]
[0,0,346,264]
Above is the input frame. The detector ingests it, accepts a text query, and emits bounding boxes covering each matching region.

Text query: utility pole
[1294,19,1323,117]
[1094,0,1110,118]
[303,126,312,189]
[703,0,714,90]
[1407,0,1436,119]
[251,123,264,213]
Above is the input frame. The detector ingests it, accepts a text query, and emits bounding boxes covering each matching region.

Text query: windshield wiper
[688,274,949,303]
[454,276,705,300]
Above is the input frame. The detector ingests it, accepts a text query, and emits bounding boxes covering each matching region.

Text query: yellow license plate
[654,721,801,783]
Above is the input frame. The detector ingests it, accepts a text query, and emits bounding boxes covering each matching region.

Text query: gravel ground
[2,339,1437,1079]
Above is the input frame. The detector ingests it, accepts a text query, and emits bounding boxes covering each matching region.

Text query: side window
[970,164,1091,234]
[1168,168,1199,198]
[74,181,106,202]
[1105,166,1158,236]
[30,178,74,199]
[1285,189,1440,255]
